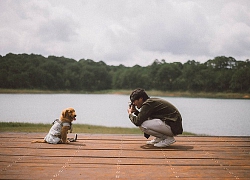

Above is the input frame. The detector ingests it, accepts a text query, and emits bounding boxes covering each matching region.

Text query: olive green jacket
[129,98,183,135]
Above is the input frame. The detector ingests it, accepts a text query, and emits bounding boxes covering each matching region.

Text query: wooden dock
[0,132,249,179]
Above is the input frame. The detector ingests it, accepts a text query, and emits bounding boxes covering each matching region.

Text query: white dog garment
[44,119,71,144]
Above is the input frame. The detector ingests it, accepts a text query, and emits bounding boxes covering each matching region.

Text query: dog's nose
[74,115,77,117]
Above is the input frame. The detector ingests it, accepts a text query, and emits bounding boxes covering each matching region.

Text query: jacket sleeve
[129,103,152,126]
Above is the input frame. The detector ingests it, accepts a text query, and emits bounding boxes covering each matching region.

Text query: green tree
[230,60,250,92]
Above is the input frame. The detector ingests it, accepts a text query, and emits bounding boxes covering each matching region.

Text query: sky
[0,0,250,66]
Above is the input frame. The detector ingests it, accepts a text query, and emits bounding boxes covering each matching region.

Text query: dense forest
[0,53,249,93]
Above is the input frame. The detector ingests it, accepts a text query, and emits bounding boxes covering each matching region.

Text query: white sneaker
[146,137,162,145]
[154,137,176,147]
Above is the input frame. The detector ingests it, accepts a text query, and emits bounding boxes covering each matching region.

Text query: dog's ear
[66,109,70,116]
[61,109,66,118]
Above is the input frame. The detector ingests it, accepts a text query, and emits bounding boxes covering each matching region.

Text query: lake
[0,94,249,136]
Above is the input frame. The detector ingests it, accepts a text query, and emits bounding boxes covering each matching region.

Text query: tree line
[0,53,249,93]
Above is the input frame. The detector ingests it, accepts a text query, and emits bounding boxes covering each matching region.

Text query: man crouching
[128,89,183,148]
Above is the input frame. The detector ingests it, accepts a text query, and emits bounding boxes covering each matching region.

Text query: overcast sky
[1,0,250,66]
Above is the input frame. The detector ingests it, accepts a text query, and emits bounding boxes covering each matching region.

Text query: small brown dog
[32,107,77,144]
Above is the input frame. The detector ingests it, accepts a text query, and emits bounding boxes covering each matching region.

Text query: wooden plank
[0,133,249,179]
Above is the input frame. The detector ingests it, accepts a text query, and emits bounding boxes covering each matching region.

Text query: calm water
[0,94,249,136]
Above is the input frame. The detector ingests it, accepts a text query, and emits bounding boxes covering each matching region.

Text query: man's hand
[127,104,137,115]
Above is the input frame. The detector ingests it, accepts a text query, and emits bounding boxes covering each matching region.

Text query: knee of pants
[141,119,166,131]
[141,119,162,128]
[139,126,147,132]
[141,119,173,136]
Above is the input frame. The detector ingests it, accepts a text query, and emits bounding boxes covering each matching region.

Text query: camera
[129,102,134,108]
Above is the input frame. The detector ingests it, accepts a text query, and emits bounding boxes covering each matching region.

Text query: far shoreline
[0,88,249,99]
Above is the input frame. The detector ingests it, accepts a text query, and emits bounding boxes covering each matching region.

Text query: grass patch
[0,122,194,135]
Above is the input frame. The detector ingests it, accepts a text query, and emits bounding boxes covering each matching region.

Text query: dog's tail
[31,140,46,143]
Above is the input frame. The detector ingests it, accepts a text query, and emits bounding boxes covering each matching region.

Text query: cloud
[209,2,250,56]
[0,0,249,66]
[135,1,210,55]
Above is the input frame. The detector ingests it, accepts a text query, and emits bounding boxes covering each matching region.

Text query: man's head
[130,88,149,104]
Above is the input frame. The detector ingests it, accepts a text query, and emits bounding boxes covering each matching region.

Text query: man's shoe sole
[146,139,162,145]
[154,139,176,147]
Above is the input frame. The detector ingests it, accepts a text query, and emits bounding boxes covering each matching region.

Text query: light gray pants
[140,119,174,139]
